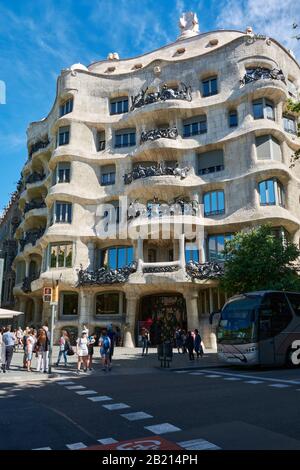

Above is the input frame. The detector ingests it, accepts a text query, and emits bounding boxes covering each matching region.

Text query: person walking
[87,333,97,370]
[56,330,70,367]
[107,324,116,363]
[175,327,183,353]
[25,329,36,372]
[16,327,23,350]
[76,331,89,374]
[0,327,6,373]
[141,329,149,356]
[194,329,204,358]
[2,326,16,371]
[42,325,50,371]
[99,329,111,372]
[185,331,195,361]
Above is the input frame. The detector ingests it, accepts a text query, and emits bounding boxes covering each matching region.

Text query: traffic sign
[84,436,182,450]
[43,287,52,302]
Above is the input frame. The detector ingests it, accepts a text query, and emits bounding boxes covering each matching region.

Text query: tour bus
[216,291,300,366]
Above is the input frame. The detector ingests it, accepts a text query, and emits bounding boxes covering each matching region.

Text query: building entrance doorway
[139,294,187,345]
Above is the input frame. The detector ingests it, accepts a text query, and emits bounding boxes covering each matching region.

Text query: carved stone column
[124,293,138,348]
[87,242,95,271]
[79,288,92,334]
[184,289,199,331]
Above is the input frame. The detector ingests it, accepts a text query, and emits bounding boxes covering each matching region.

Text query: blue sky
[0,0,299,211]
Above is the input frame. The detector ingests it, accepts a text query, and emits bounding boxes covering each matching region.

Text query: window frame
[53,201,72,224]
[95,292,124,316]
[229,110,238,127]
[110,97,129,115]
[55,162,71,184]
[59,98,73,117]
[48,242,73,269]
[202,77,218,97]
[114,129,136,148]
[208,234,233,261]
[183,116,207,137]
[57,126,70,146]
[252,98,275,121]
[100,246,134,269]
[203,190,225,216]
[59,291,79,317]
[283,115,297,135]
[258,179,285,207]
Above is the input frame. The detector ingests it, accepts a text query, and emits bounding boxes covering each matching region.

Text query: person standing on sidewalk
[25,329,36,372]
[141,328,149,356]
[76,331,89,374]
[0,327,6,373]
[56,330,70,367]
[185,331,195,361]
[99,329,111,372]
[2,326,16,371]
[87,333,97,370]
[107,324,116,363]
[194,329,204,358]
[36,329,49,373]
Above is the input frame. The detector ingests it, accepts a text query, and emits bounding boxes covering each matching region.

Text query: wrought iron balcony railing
[19,228,45,251]
[131,82,192,111]
[21,273,40,293]
[240,67,286,86]
[143,265,180,273]
[24,200,46,214]
[186,261,224,280]
[124,163,190,185]
[128,197,199,219]
[29,138,50,158]
[140,127,178,144]
[77,262,137,286]
[25,172,46,186]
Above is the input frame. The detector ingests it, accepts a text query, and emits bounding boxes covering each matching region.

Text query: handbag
[67,344,74,356]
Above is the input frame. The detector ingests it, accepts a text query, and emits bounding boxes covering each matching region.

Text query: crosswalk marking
[66,442,87,450]
[65,385,86,390]
[121,412,153,421]
[75,390,97,396]
[97,438,118,445]
[244,380,263,384]
[174,370,188,374]
[178,438,220,450]
[88,395,113,402]
[205,374,221,378]
[223,377,241,381]
[269,383,290,388]
[145,423,181,435]
[189,372,204,375]
[103,403,130,410]
[56,381,75,386]
[33,447,52,450]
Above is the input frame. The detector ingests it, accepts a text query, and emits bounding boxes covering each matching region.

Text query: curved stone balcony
[25,171,46,187]
[130,83,192,111]
[28,137,50,159]
[77,262,137,286]
[140,126,178,144]
[19,227,45,252]
[21,273,40,293]
[124,162,191,185]
[24,199,46,214]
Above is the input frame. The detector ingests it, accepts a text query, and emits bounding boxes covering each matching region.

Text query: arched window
[258,179,285,206]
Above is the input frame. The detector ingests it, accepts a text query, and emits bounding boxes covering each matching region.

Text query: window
[258,179,285,206]
[59,98,73,117]
[203,190,225,216]
[255,135,282,161]
[53,202,72,223]
[115,129,136,148]
[148,249,157,263]
[259,293,292,339]
[57,126,70,146]
[16,261,26,284]
[287,79,297,99]
[55,162,71,183]
[183,116,207,137]
[110,97,128,115]
[60,292,78,316]
[49,243,73,268]
[95,292,124,315]
[253,98,275,120]
[100,165,116,186]
[198,149,224,175]
[283,115,297,135]
[98,131,106,151]
[100,246,133,269]
[286,293,300,316]
[202,77,218,97]
[229,110,238,127]
[208,234,233,261]
[185,243,199,262]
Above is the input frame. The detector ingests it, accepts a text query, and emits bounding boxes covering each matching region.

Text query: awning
[0,308,24,319]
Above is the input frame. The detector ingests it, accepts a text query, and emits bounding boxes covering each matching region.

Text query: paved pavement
[1,352,300,450]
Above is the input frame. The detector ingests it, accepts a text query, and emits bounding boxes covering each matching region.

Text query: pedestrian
[25,328,36,372]
[175,327,183,353]
[82,324,89,336]
[0,327,6,373]
[42,325,50,371]
[194,329,204,358]
[99,329,111,372]
[141,328,149,356]
[76,331,89,374]
[22,327,30,368]
[56,330,70,367]
[185,331,195,361]
[2,325,16,371]
[36,328,50,373]
[16,327,23,350]
[107,324,116,362]
[87,333,97,370]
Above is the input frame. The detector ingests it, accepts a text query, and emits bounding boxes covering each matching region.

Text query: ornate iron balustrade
[21,273,40,293]
[19,228,45,251]
[128,196,199,219]
[77,262,137,286]
[131,82,192,111]
[140,127,178,144]
[29,138,50,158]
[25,172,46,185]
[24,200,46,214]
[186,261,224,280]
[240,67,286,86]
[124,163,190,185]
[143,265,180,273]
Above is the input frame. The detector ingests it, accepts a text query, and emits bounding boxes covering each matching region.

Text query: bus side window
[259,293,293,338]
[286,293,300,316]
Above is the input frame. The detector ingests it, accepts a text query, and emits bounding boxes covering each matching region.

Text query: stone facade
[11,16,300,347]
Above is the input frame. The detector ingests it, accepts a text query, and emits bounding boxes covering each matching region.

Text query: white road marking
[121,412,153,421]
[33,447,52,450]
[178,438,221,450]
[103,403,131,410]
[269,383,290,388]
[56,381,75,385]
[205,374,221,378]
[244,380,263,384]
[189,372,204,375]
[88,395,113,402]
[97,438,118,445]
[174,370,188,374]
[145,423,181,435]
[65,385,86,390]
[66,442,87,450]
[75,390,97,396]
[202,369,300,385]
[223,377,241,381]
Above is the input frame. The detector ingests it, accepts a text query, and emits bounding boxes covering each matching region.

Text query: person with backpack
[56,330,70,367]
[87,333,97,370]
[99,329,111,372]
[76,331,89,374]
[194,329,204,358]
[107,324,116,362]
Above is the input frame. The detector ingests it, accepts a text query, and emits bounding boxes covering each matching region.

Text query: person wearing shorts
[76,331,89,374]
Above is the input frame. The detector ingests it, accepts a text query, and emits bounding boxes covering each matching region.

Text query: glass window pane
[127,246,133,264]
[203,81,209,96]
[183,124,190,137]
[50,246,58,268]
[117,101,123,113]
[123,100,128,113]
[123,134,128,147]
[211,78,218,94]
[211,192,217,212]
[217,191,224,211]
[115,135,121,147]
[58,245,65,267]
[117,247,126,268]
[111,102,116,114]
[265,102,274,120]
[204,193,210,214]
[65,245,72,267]
[130,133,136,145]
[253,101,263,119]
[267,180,275,204]
[108,248,117,269]
[259,182,267,204]
[217,235,225,257]
[192,122,198,135]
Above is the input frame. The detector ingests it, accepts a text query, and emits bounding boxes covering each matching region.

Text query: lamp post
[47,281,59,375]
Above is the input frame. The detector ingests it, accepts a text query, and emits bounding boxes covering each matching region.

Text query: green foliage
[286,99,300,168]
[220,225,300,296]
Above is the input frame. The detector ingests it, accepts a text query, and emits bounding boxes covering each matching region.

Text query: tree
[220,225,300,296]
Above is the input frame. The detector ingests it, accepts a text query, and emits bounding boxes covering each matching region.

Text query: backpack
[102,336,110,352]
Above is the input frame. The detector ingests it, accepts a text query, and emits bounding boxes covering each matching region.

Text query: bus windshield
[217,295,261,344]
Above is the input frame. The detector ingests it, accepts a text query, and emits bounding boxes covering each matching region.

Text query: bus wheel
[285,348,300,368]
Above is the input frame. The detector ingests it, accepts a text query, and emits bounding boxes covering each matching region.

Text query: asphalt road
[1,365,300,450]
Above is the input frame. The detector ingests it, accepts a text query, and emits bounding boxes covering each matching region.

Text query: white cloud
[216,0,300,58]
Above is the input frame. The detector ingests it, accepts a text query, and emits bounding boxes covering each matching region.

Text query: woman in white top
[76,331,88,374]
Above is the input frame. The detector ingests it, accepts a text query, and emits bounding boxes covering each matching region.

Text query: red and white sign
[84,436,182,451]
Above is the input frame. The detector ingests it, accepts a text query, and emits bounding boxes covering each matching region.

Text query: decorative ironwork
[143,265,180,273]
[19,228,45,251]
[128,196,199,220]
[186,261,224,280]
[25,172,46,185]
[131,82,192,111]
[77,262,137,286]
[29,138,50,158]
[240,67,286,86]
[24,199,46,214]
[21,273,40,293]
[140,127,178,144]
[124,163,190,185]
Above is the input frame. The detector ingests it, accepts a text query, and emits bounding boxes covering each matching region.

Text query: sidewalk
[0,346,221,383]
